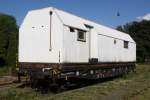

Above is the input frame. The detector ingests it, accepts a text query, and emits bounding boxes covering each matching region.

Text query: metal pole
[49,11,53,51]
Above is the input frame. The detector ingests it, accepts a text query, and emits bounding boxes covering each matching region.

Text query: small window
[124,41,129,49]
[69,27,75,32]
[32,26,35,29]
[77,30,86,42]
[114,40,117,44]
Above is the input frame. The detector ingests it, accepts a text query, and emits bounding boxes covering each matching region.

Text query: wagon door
[63,26,89,63]
[86,25,98,63]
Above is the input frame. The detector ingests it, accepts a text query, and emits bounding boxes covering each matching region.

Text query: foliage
[117,20,150,62]
[0,66,11,76]
[0,13,18,68]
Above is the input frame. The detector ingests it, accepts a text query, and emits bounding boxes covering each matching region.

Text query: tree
[117,20,150,62]
[0,13,18,67]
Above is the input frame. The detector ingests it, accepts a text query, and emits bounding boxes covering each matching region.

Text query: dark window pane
[124,41,129,49]
[114,40,117,44]
[70,27,75,32]
[77,30,86,42]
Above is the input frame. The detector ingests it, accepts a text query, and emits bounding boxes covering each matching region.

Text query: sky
[0,0,150,28]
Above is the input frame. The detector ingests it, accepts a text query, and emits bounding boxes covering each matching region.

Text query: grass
[0,64,150,100]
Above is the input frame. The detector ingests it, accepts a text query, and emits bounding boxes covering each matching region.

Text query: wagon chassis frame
[18,62,136,85]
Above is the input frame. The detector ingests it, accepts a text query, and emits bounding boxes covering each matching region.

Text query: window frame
[77,30,86,42]
[124,41,129,49]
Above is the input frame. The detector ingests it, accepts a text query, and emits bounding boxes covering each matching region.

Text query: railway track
[0,76,17,88]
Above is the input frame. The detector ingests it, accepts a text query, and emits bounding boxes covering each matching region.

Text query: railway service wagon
[19,7,136,84]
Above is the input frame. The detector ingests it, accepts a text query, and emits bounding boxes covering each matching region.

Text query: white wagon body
[18,7,136,83]
[19,7,136,64]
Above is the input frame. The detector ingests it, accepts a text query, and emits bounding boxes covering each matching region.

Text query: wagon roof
[30,7,135,43]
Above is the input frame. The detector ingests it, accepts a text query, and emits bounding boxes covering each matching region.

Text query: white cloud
[137,13,150,21]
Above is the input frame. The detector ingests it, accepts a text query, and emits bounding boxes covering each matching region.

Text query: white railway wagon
[18,7,136,83]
